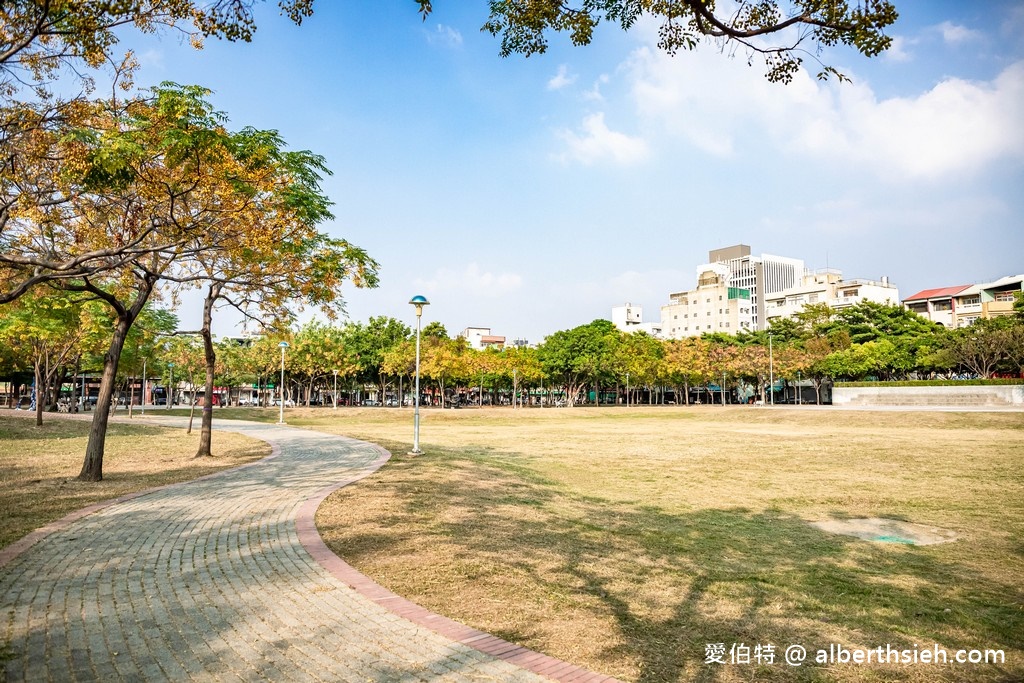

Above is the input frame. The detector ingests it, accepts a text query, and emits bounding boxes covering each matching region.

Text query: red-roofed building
[904,274,1024,327]
[903,286,971,327]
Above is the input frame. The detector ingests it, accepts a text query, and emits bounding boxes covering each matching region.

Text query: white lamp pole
[769,332,774,406]
[167,363,174,411]
[278,341,289,424]
[409,295,430,455]
[141,358,147,416]
[333,369,338,410]
[626,372,630,408]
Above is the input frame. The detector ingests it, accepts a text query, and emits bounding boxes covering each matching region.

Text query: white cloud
[555,112,649,165]
[882,35,914,63]
[935,21,983,46]
[414,263,522,296]
[809,62,1024,179]
[427,24,463,48]
[584,74,610,102]
[621,31,1024,180]
[547,64,576,90]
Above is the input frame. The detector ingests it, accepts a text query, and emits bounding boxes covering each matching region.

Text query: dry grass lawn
[300,405,1023,683]
[0,411,270,550]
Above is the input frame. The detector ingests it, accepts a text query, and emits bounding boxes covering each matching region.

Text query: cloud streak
[555,112,649,165]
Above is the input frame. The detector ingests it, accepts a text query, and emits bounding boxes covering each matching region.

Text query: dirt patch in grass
[304,406,1024,682]
[0,411,270,549]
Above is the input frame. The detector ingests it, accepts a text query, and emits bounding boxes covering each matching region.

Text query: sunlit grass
[297,405,1024,683]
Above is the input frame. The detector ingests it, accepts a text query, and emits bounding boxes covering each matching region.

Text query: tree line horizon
[6,295,1022,413]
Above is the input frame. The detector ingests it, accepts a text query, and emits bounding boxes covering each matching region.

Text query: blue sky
[125,1,1024,343]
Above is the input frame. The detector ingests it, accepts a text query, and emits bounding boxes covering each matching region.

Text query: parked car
[272,398,295,407]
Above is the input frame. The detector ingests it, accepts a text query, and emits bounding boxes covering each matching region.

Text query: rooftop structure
[459,327,506,350]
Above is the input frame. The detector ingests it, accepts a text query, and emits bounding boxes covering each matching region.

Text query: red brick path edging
[295,444,624,683]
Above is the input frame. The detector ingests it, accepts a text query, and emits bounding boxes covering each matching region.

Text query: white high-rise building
[707,244,804,330]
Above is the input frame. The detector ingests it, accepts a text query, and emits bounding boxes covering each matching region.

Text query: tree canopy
[458,0,898,82]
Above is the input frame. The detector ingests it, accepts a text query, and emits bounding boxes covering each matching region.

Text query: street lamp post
[333,369,338,410]
[141,358,147,416]
[409,295,430,455]
[278,341,289,424]
[768,331,774,406]
[626,372,630,408]
[167,363,174,411]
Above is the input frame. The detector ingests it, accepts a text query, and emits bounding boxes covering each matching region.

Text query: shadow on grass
[322,440,1024,683]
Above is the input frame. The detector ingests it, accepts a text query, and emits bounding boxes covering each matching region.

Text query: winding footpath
[1,419,618,682]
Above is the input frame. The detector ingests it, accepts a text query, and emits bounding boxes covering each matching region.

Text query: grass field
[0,411,271,550]
[2,405,1020,682]
[285,405,1022,683]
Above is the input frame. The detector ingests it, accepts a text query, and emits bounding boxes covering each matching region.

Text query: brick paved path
[0,420,598,682]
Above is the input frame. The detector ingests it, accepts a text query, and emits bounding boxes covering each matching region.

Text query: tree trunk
[33,358,44,426]
[78,313,132,481]
[78,277,154,482]
[196,283,220,457]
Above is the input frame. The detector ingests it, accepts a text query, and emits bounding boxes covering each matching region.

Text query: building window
[994,291,1016,302]
[961,296,980,305]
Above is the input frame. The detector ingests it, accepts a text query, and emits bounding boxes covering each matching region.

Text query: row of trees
[9,299,1021,425]
[211,298,1024,407]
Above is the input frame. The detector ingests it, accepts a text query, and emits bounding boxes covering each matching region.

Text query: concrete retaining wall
[832,385,1024,407]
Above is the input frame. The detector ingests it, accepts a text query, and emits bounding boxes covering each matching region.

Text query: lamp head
[409,294,430,317]
[279,341,289,349]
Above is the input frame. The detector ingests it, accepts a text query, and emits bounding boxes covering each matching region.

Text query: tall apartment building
[660,245,802,338]
[660,263,757,338]
[706,245,804,329]
[658,244,901,339]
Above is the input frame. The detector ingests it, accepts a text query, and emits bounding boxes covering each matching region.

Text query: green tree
[937,318,1014,379]
[1,2,317,302]
[41,84,356,481]
[176,123,377,456]
[501,345,546,407]
[538,320,616,406]
[421,336,471,408]
[471,0,897,83]
[612,332,663,405]
[0,290,86,424]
